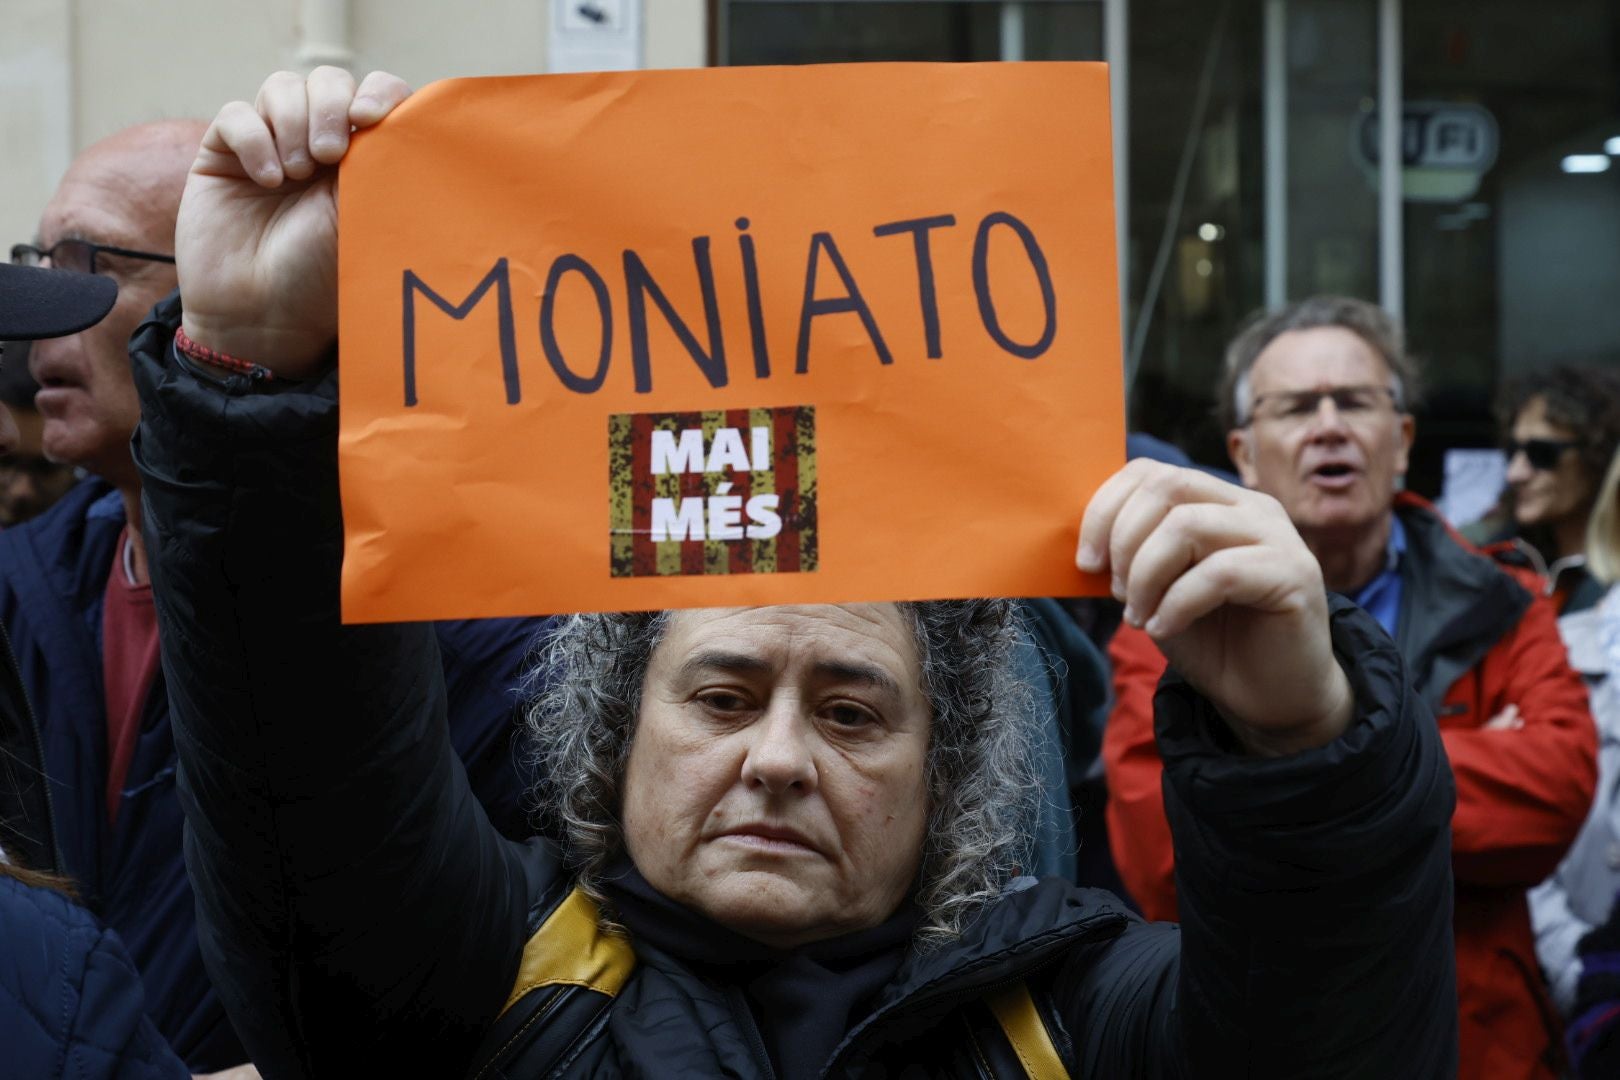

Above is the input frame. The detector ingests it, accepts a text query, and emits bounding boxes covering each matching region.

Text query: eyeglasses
[1504,437,1578,471]
[1245,385,1399,427]
[10,239,174,277]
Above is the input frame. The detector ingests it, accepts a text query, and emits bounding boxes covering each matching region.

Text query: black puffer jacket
[131,294,1458,1079]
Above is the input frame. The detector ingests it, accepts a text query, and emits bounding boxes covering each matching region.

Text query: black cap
[0,262,117,341]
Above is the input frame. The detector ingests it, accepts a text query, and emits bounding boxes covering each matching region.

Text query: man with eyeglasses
[5,180,182,534]
[1103,295,1596,1080]
[0,119,548,1075]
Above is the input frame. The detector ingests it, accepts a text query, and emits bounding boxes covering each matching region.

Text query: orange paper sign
[337,62,1122,621]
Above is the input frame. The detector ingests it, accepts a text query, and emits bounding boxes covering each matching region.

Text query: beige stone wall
[1,0,707,252]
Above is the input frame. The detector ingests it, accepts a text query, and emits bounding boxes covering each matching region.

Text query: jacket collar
[596,860,1131,1078]
[1392,492,1531,708]
[600,859,1129,1004]
[820,878,1131,1076]
[0,476,121,626]
[880,878,1131,1007]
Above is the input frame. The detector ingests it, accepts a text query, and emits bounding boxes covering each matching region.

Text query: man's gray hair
[1219,295,1420,430]
[523,600,1039,947]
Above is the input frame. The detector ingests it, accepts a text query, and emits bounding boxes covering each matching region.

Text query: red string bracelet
[173,326,276,382]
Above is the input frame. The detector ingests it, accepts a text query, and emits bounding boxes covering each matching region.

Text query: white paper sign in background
[1436,448,1508,528]
[549,0,643,74]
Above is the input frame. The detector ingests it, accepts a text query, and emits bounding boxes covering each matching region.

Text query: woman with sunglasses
[1488,367,1620,614]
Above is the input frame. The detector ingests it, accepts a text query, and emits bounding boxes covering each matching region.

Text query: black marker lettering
[972,211,1056,360]
[401,259,519,406]
[736,217,771,379]
[624,237,728,394]
[540,254,613,393]
[795,231,892,374]
[873,214,956,359]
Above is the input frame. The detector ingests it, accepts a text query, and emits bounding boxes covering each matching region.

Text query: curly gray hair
[523,600,1040,946]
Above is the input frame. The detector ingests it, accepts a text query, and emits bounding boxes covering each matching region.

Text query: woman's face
[1508,397,1593,530]
[620,603,932,949]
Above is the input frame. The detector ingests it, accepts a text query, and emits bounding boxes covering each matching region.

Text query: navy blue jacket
[0,870,187,1080]
[0,478,546,1071]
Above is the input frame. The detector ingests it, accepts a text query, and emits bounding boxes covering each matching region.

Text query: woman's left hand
[1079,459,1354,756]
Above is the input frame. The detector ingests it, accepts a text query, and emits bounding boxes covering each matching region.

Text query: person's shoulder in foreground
[0,863,188,1079]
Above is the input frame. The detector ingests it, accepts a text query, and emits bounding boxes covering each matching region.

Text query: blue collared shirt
[1347,516,1407,639]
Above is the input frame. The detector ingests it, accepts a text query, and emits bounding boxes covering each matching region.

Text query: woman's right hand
[175,67,412,378]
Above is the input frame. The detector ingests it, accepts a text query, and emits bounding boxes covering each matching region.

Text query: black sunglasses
[1504,438,1578,471]
[11,239,174,277]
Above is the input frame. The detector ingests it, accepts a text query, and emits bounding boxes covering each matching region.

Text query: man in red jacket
[1105,295,1596,1079]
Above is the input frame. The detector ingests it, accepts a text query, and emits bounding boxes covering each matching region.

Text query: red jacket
[1104,494,1597,1080]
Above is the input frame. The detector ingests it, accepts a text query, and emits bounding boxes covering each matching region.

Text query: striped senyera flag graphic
[608,405,818,578]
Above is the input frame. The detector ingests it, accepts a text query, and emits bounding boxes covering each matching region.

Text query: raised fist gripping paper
[336,62,1122,621]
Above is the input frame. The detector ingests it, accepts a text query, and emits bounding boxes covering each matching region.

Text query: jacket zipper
[0,621,62,874]
[727,984,780,1080]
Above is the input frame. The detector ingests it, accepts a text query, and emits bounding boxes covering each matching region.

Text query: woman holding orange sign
[133,67,1457,1077]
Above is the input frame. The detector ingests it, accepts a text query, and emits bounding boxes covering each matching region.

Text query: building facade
[6,0,1617,500]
